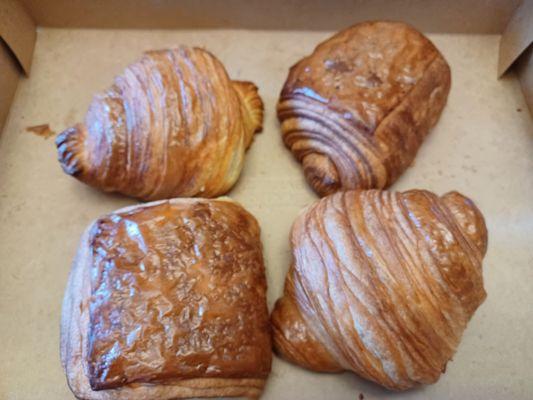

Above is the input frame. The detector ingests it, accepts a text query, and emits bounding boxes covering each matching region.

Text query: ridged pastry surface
[272,189,487,390]
[56,47,263,201]
[83,199,271,390]
[277,21,451,196]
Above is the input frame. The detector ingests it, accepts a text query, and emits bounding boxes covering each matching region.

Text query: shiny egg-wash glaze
[271,190,487,390]
[61,198,271,399]
[277,21,451,196]
[56,47,263,201]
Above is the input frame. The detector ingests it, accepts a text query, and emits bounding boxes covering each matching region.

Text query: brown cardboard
[20,0,521,33]
[497,0,533,115]
[0,28,532,400]
[498,0,533,76]
[516,46,533,114]
[0,0,36,74]
[0,0,35,132]
[0,40,21,133]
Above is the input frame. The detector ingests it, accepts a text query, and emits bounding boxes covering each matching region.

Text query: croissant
[271,189,488,390]
[61,198,271,399]
[56,47,263,201]
[277,21,451,196]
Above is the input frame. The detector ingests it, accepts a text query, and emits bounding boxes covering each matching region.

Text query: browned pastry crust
[271,190,487,390]
[277,21,451,196]
[60,198,271,399]
[56,47,263,201]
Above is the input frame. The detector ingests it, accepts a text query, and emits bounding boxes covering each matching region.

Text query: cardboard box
[0,1,532,399]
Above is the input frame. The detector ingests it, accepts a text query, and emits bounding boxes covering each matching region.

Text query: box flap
[0,39,21,133]
[0,0,36,75]
[20,0,521,33]
[498,0,533,77]
[516,46,533,115]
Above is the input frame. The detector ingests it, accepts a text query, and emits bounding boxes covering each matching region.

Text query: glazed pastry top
[282,21,440,131]
[87,200,271,390]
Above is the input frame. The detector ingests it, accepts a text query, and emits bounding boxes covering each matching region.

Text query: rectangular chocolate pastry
[60,198,271,399]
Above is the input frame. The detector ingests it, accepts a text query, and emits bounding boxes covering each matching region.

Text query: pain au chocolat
[60,198,271,399]
[56,47,263,201]
[271,189,487,390]
[277,21,451,196]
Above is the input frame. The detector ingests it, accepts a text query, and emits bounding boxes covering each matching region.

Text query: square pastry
[60,198,271,399]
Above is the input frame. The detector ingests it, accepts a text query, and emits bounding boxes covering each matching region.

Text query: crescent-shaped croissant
[56,46,263,201]
[271,189,488,390]
[277,21,451,196]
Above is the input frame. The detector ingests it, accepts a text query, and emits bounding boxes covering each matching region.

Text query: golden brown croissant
[271,189,487,390]
[56,47,263,201]
[60,198,271,399]
[277,21,451,196]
